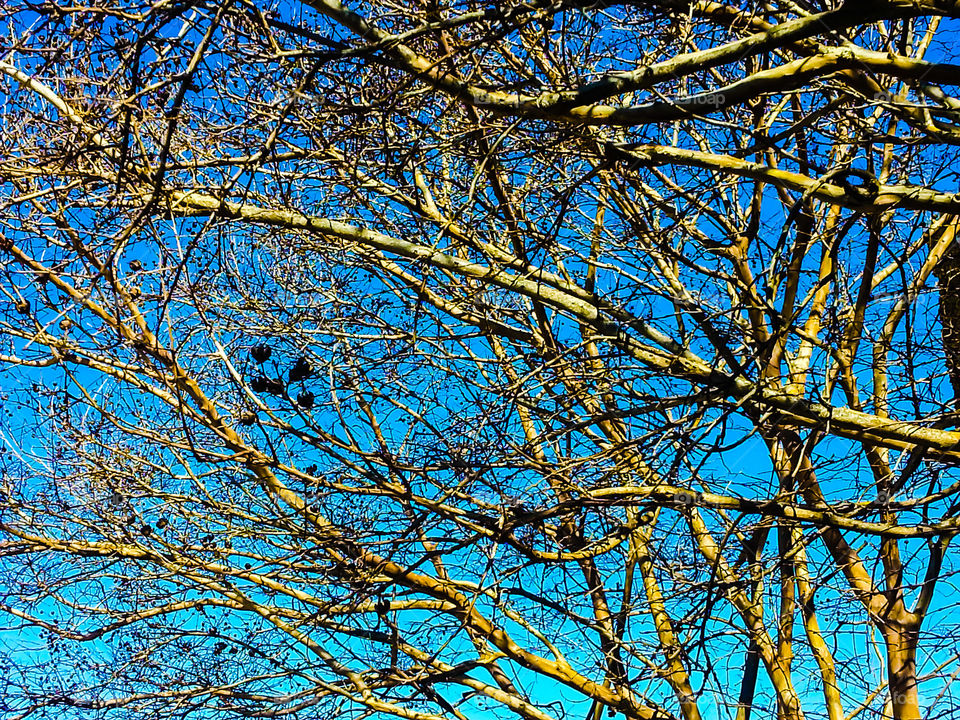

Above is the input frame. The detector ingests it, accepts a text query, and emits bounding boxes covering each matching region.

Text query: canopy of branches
[2,2,960,720]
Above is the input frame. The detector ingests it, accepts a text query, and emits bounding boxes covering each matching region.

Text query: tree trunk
[884,624,921,720]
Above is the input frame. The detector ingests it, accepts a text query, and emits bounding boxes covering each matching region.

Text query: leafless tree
[3,1,960,719]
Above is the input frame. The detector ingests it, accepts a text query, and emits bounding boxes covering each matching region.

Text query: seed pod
[251,344,271,364]
[266,378,285,395]
[296,391,315,409]
[251,376,284,395]
[288,357,313,383]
